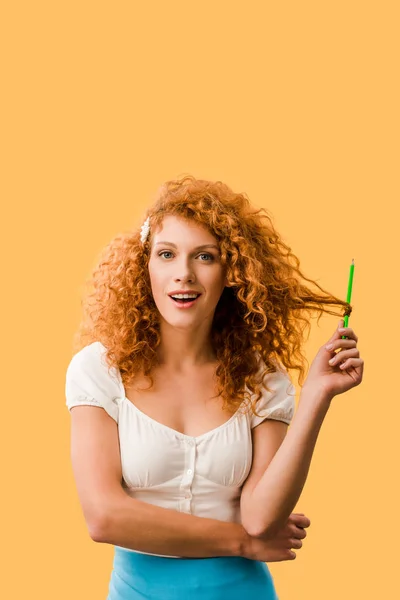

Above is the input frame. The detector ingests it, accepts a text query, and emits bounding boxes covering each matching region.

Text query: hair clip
[140,217,150,244]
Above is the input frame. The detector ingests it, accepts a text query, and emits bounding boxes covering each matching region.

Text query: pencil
[341,259,354,340]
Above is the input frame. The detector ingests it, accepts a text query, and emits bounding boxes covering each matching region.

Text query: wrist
[233,526,253,558]
[298,387,332,426]
[300,384,334,406]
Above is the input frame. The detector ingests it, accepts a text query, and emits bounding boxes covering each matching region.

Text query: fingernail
[326,343,333,350]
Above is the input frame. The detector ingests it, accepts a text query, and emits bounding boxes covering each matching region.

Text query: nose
[173,259,196,284]
[174,274,195,284]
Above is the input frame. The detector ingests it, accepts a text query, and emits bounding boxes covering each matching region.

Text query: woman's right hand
[243,513,311,562]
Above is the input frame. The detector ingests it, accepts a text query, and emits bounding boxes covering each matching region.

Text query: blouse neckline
[102,341,250,441]
[120,396,247,441]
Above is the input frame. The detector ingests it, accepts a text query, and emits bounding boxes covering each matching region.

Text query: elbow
[87,493,123,543]
[89,514,108,543]
[241,514,270,539]
[241,518,258,539]
[240,490,277,539]
[243,521,275,540]
[89,490,128,543]
[241,511,276,540]
[241,501,287,539]
[250,519,286,540]
[86,506,111,543]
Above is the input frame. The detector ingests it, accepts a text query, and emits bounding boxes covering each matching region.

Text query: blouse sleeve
[250,363,296,428]
[65,341,124,424]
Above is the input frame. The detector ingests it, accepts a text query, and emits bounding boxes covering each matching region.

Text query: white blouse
[65,341,296,558]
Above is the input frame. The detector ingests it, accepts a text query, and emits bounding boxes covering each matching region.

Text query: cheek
[148,275,169,305]
[148,265,163,289]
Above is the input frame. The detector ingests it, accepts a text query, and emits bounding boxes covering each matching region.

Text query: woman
[65,175,363,599]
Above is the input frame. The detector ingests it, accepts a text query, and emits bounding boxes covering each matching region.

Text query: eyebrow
[154,241,219,251]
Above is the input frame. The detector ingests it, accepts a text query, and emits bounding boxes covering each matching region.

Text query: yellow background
[2,1,398,598]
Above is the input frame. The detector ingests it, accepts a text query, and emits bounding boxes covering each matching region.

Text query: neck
[156,320,216,371]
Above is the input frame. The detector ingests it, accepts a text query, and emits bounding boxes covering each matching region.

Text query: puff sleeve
[250,363,296,428]
[65,341,124,424]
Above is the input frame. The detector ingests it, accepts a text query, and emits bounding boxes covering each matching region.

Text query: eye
[158,251,173,259]
[198,253,214,261]
[158,251,214,262]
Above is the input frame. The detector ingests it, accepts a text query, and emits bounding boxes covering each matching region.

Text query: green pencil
[341,259,354,339]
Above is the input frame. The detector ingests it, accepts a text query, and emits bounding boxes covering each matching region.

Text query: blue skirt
[107,547,279,599]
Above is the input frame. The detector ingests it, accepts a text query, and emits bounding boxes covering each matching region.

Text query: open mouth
[169,294,201,308]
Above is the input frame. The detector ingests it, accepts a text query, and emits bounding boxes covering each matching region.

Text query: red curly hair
[72,174,352,418]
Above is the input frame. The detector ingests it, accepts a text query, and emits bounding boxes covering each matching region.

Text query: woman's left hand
[303,319,364,400]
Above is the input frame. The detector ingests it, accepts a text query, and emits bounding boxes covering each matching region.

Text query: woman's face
[148,215,228,328]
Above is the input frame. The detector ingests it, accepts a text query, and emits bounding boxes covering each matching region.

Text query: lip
[168,290,202,296]
[169,294,201,309]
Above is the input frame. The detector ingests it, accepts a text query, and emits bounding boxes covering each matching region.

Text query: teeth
[171,294,199,299]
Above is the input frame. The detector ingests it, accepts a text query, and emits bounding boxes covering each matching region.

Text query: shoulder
[67,340,106,370]
[65,341,124,423]
[249,355,296,428]
[68,342,121,382]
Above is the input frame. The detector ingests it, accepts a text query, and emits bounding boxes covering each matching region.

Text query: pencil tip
[351,258,354,265]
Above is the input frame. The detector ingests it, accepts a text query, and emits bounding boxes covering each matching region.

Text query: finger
[338,357,364,371]
[329,348,360,366]
[326,319,346,345]
[293,514,311,527]
[338,326,358,343]
[325,339,357,353]
[293,527,307,539]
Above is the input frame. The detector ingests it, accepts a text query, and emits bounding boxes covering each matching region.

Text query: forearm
[95,492,250,558]
[246,388,331,538]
